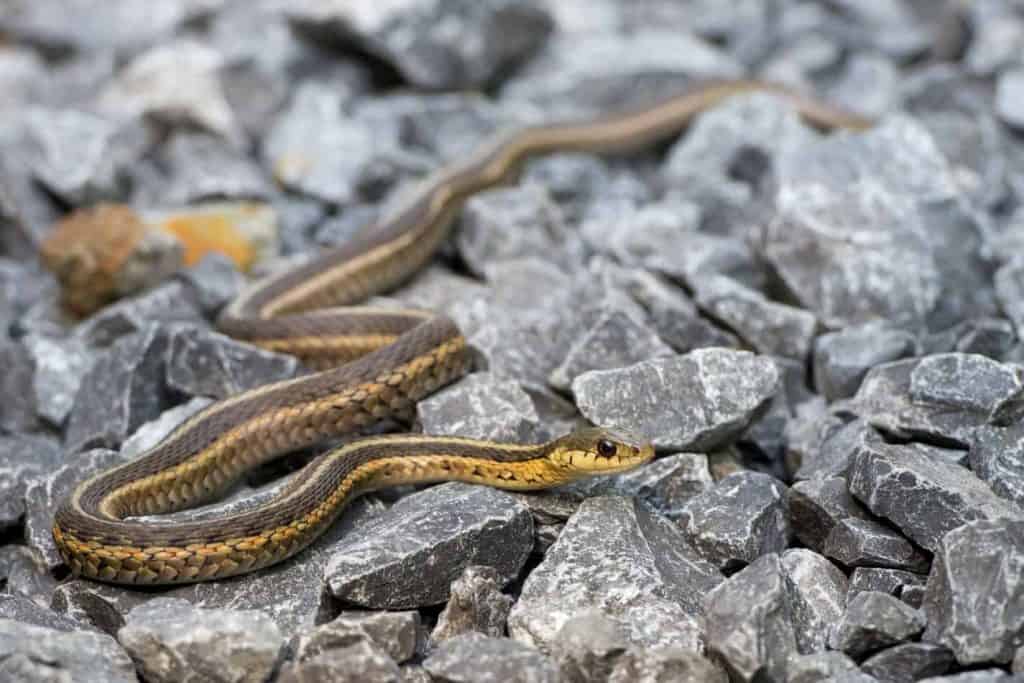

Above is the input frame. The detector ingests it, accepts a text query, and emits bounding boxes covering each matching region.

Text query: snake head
[546,427,655,476]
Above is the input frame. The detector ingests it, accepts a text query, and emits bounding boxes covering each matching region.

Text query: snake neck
[348,448,573,494]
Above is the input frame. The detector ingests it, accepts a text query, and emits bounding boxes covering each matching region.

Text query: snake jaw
[547,427,655,477]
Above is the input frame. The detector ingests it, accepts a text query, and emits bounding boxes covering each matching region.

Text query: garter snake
[52,80,870,585]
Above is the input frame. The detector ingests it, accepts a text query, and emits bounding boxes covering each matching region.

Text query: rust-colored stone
[40,203,148,316]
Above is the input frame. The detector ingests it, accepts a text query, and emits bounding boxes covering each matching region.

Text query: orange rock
[145,202,277,272]
[41,201,277,316]
[40,204,151,316]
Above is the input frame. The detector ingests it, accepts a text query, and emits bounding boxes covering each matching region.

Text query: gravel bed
[3,1,1024,681]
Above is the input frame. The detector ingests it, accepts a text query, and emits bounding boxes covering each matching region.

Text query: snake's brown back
[52,79,871,585]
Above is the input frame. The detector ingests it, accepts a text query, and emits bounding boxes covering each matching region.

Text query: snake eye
[596,439,617,458]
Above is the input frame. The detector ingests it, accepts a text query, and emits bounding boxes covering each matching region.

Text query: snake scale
[52,80,870,585]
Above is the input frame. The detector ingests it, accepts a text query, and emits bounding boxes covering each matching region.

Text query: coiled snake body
[53,80,870,585]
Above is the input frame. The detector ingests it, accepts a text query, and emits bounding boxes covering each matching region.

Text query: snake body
[52,80,870,585]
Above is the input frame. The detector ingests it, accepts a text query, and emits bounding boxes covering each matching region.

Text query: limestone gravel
[849,440,1023,552]
[923,518,1024,665]
[5,0,1024,679]
[508,496,719,653]
[431,565,512,643]
[326,483,532,609]
[829,591,926,658]
[572,348,781,452]
[677,471,790,571]
[117,598,284,683]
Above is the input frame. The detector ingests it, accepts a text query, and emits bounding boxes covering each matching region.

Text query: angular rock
[25,448,125,570]
[962,0,1024,76]
[824,517,930,573]
[920,673,1015,683]
[423,633,559,683]
[431,565,512,643]
[813,322,918,401]
[508,496,719,652]
[40,204,185,317]
[296,611,418,664]
[996,68,1024,130]
[143,201,278,274]
[502,30,741,114]
[901,583,927,610]
[604,266,739,353]
[847,359,991,446]
[971,423,1024,508]
[784,651,859,683]
[481,258,575,323]
[572,348,781,452]
[22,334,96,427]
[313,205,378,249]
[165,324,299,400]
[849,440,1023,552]
[0,619,137,683]
[910,353,1024,424]
[768,118,957,329]
[326,483,532,609]
[664,92,818,188]
[788,476,871,553]
[118,598,284,683]
[0,0,213,55]
[549,308,673,390]
[458,185,577,277]
[0,148,60,259]
[922,318,1017,360]
[582,199,702,271]
[65,326,173,453]
[860,643,955,683]
[20,107,150,205]
[997,259,1024,337]
[691,274,817,361]
[0,594,85,632]
[0,545,58,606]
[569,452,714,521]
[704,553,798,682]
[848,568,927,607]
[393,265,488,318]
[784,401,845,478]
[290,0,553,90]
[279,641,401,683]
[827,673,881,683]
[365,92,511,163]
[523,153,646,211]
[830,591,926,658]
[0,46,46,114]
[608,647,728,683]
[677,471,789,571]
[781,549,849,654]
[152,131,273,206]
[74,281,203,348]
[263,83,408,205]
[99,39,242,145]
[827,53,898,120]
[0,339,38,433]
[175,252,245,317]
[923,518,1024,665]
[468,317,563,395]
[417,373,542,444]
[0,434,61,531]
[508,491,579,555]
[551,610,628,683]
